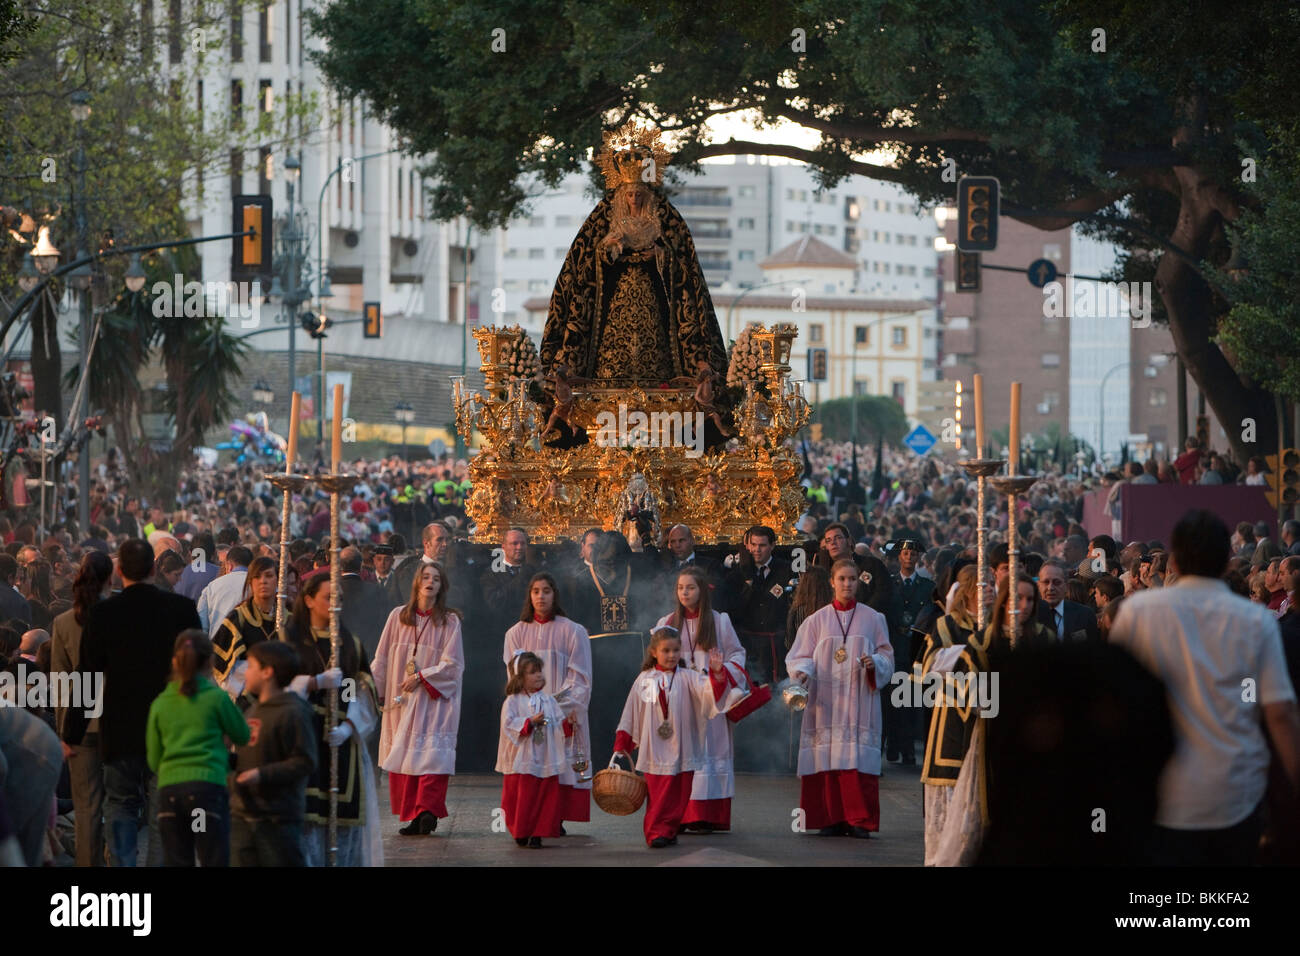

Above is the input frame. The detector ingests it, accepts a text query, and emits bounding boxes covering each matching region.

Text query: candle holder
[958,458,1007,631]
[988,474,1040,646]
[267,472,310,632]
[315,471,355,866]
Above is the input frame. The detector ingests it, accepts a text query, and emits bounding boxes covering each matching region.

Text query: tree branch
[770,103,992,145]
[692,140,915,188]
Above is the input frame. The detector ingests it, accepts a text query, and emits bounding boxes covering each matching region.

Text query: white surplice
[496,692,569,778]
[501,616,592,790]
[785,600,894,777]
[617,667,743,775]
[371,607,464,776]
[654,609,747,800]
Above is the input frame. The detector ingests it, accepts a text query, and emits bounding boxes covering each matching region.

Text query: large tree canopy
[308,0,1300,459]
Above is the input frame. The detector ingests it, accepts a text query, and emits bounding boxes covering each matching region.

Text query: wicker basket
[593,752,647,815]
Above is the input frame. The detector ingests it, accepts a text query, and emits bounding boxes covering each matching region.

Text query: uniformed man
[722,525,797,683]
[885,539,933,765]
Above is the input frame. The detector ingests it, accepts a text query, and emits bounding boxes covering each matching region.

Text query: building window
[1043,391,1060,407]
[891,327,907,347]
[528,248,544,259]
[1148,387,1168,407]
[738,250,754,261]
[259,79,273,113]
[1042,352,1061,367]
[528,279,548,292]
[259,0,272,62]
[813,224,824,235]
[738,217,755,229]
[855,326,870,346]
[891,381,906,403]
[504,248,519,259]
[1043,243,1062,261]
[785,188,796,200]
[230,80,243,127]
[230,149,242,198]
[168,0,183,63]
[739,185,756,198]
[810,324,824,343]
[555,215,573,227]
[854,380,870,396]
[555,248,567,258]
[258,147,271,195]
[529,216,545,227]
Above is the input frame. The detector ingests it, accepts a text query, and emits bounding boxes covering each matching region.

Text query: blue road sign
[1027,258,1058,287]
[903,424,938,456]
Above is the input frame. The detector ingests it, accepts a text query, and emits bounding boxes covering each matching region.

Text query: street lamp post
[70,90,92,535]
[394,401,414,454]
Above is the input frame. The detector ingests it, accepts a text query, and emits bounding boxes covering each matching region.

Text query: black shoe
[527,837,543,848]
[650,837,671,848]
[694,822,715,834]
[515,837,529,847]
[818,825,842,836]
[849,826,873,839]
[901,754,916,766]
[559,825,567,835]
[886,750,900,763]
[400,811,437,835]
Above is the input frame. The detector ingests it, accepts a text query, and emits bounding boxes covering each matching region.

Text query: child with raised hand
[497,651,569,848]
[146,628,250,867]
[612,626,739,848]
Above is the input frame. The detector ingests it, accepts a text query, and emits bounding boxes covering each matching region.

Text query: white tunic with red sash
[372,607,464,776]
[655,609,747,824]
[785,598,894,829]
[502,615,593,820]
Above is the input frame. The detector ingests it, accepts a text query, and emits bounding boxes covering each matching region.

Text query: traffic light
[231,195,272,283]
[956,176,999,252]
[807,347,828,382]
[1265,449,1300,509]
[363,301,382,339]
[300,312,331,339]
[955,250,981,292]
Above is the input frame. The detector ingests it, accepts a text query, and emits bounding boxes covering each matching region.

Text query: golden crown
[596,119,672,190]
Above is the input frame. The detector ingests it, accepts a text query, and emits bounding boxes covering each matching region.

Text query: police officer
[885,539,933,765]
[722,525,797,684]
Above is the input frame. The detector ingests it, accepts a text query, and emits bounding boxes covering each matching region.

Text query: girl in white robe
[655,566,747,832]
[496,651,570,848]
[501,572,592,830]
[371,560,464,836]
[613,627,741,848]
[786,558,894,839]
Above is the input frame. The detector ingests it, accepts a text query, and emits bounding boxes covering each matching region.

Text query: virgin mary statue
[540,120,727,383]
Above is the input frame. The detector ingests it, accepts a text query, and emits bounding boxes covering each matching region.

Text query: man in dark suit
[396,520,478,613]
[886,539,933,765]
[339,546,390,659]
[659,523,725,612]
[812,523,896,629]
[723,525,796,684]
[1036,558,1101,642]
[64,538,201,866]
[371,543,405,608]
[0,554,32,626]
[478,527,536,640]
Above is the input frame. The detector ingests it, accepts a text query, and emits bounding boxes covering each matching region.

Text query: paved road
[379,764,924,866]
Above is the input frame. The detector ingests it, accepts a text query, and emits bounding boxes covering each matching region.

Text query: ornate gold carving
[458,325,810,544]
[595,119,673,190]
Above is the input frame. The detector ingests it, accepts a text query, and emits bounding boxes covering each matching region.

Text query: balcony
[673,192,732,207]
[700,259,731,272]
[692,228,733,241]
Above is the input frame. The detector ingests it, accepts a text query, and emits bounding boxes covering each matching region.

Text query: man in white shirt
[196,545,253,637]
[1111,509,1300,865]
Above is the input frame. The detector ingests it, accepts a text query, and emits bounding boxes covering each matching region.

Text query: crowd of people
[0,434,1297,866]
